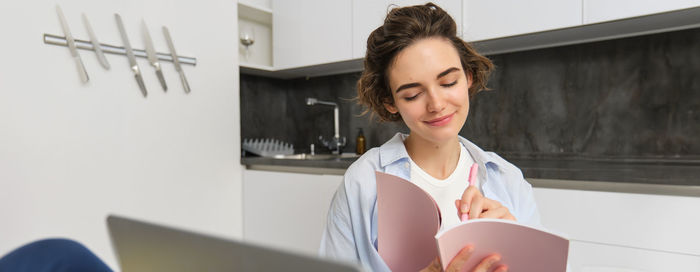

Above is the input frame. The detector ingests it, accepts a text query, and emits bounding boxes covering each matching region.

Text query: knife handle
[179,70,191,94]
[135,74,148,98]
[96,52,111,70]
[156,69,168,92]
[74,56,89,83]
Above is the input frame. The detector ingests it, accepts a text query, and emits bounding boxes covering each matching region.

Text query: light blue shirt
[319,133,542,272]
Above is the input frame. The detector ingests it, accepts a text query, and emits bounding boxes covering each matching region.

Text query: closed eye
[441,80,457,87]
[404,93,420,101]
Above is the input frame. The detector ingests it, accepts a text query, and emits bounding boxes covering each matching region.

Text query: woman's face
[385,37,472,145]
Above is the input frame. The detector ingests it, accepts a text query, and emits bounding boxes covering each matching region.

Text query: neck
[404,134,461,179]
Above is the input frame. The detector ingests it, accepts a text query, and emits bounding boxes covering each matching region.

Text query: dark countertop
[242,156,354,170]
[508,157,700,186]
[242,155,700,186]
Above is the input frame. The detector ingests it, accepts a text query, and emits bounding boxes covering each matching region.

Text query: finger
[446,245,474,272]
[479,199,516,221]
[455,199,466,220]
[479,206,508,219]
[493,264,509,272]
[459,186,480,216]
[419,257,442,272]
[480,198,501,210]
[472,254,501,272]
[468,196,484,220]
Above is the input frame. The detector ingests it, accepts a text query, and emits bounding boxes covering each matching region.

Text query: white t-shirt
[409,144,475,231]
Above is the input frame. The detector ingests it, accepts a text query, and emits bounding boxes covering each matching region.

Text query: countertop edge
[246,164,347,175]
[528,178,700,197]
[244,164,700,197]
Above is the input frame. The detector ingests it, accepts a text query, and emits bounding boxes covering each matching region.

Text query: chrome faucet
[306,97,346,154]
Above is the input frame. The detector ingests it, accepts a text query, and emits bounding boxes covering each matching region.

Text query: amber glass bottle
[356,128,366,155]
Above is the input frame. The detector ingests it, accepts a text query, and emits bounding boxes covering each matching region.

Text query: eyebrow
[394,67,461,93]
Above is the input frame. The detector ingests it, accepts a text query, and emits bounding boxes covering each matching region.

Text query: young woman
[319,3,541,272]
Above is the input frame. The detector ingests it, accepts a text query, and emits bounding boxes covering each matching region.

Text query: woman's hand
[420,246,509,272]
[456,186,516,221]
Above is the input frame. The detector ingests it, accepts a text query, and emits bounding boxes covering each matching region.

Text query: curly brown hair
[357,2,493,122]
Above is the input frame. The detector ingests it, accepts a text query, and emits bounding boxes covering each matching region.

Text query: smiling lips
[424,113,454,126]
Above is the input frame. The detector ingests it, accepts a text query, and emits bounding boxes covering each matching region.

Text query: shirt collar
[378,133,409,168]
[459,136,505,179]
[378,132,504,174]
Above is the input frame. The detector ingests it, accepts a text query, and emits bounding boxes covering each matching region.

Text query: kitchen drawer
[569,240,700,271]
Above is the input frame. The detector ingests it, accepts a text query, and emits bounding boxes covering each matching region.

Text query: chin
[418,127,461,145]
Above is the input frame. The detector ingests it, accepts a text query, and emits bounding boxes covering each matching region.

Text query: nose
[426,88,446,113]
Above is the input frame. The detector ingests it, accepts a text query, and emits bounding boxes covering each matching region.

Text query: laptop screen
[107,215,363,272]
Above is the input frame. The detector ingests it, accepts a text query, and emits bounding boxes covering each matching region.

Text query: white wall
[0,0,241,269]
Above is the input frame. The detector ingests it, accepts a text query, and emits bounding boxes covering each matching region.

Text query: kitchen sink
[272,153,360,161]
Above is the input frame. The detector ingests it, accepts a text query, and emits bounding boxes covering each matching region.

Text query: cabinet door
[352,0,462,59]
[273,0,352,68]
[463,0,581,41]
[583,0,700,24]
[568,240,700,271]
[534,187,700,266]
[242,169,343,255]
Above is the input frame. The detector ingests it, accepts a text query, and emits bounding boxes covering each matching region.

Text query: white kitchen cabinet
[239,1,273,68]
[240,0,271,10]
[463,0,582,42]
[242,169,343,256]
[248,0,700,77]
[272,0,352,69]
[568,240,700,272]
[241,166,700,269]
[583,0,700,24]
[352,0,463,59]
[533,185,700,271]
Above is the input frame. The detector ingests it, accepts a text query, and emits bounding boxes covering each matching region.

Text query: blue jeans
[0,238,112,272]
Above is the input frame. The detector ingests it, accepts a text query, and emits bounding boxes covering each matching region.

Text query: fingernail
[466,245,474,253]
[461,214,469,221]
[489,256,501,265]
[460,204,468,213]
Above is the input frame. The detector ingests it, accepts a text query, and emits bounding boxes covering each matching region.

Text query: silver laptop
[107,215,363,272]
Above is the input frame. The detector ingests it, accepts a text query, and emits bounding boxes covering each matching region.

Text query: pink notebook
[376,171,569,272]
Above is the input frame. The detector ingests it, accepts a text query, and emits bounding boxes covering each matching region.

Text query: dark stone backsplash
[240,72,406,155]
[241,27,700,161]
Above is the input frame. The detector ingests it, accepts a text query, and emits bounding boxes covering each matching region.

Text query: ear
[383,102,398,114]
[466,72,473,89]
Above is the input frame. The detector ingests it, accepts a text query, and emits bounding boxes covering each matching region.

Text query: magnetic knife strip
[44,9,196,98]
[43,34,196,70]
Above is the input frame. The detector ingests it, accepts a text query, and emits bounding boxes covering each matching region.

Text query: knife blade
[56,5,89,83]
[142,20,167,91]
[115,14,147,97]
[82,13,110,70]
[162,26,190,94]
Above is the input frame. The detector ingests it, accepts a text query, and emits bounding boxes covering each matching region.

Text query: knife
[162,26,190,94]
[56,5,89,83]
[82,13,110,70]
[115,14,147,97]
[142,20,167,91]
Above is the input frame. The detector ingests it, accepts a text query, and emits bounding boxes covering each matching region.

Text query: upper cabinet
[352,0,462,59]
[583,0,700,24]
[273,0,352,69]
[238,1,273,69]
[462,0,582,42]
[244,0,700,78]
